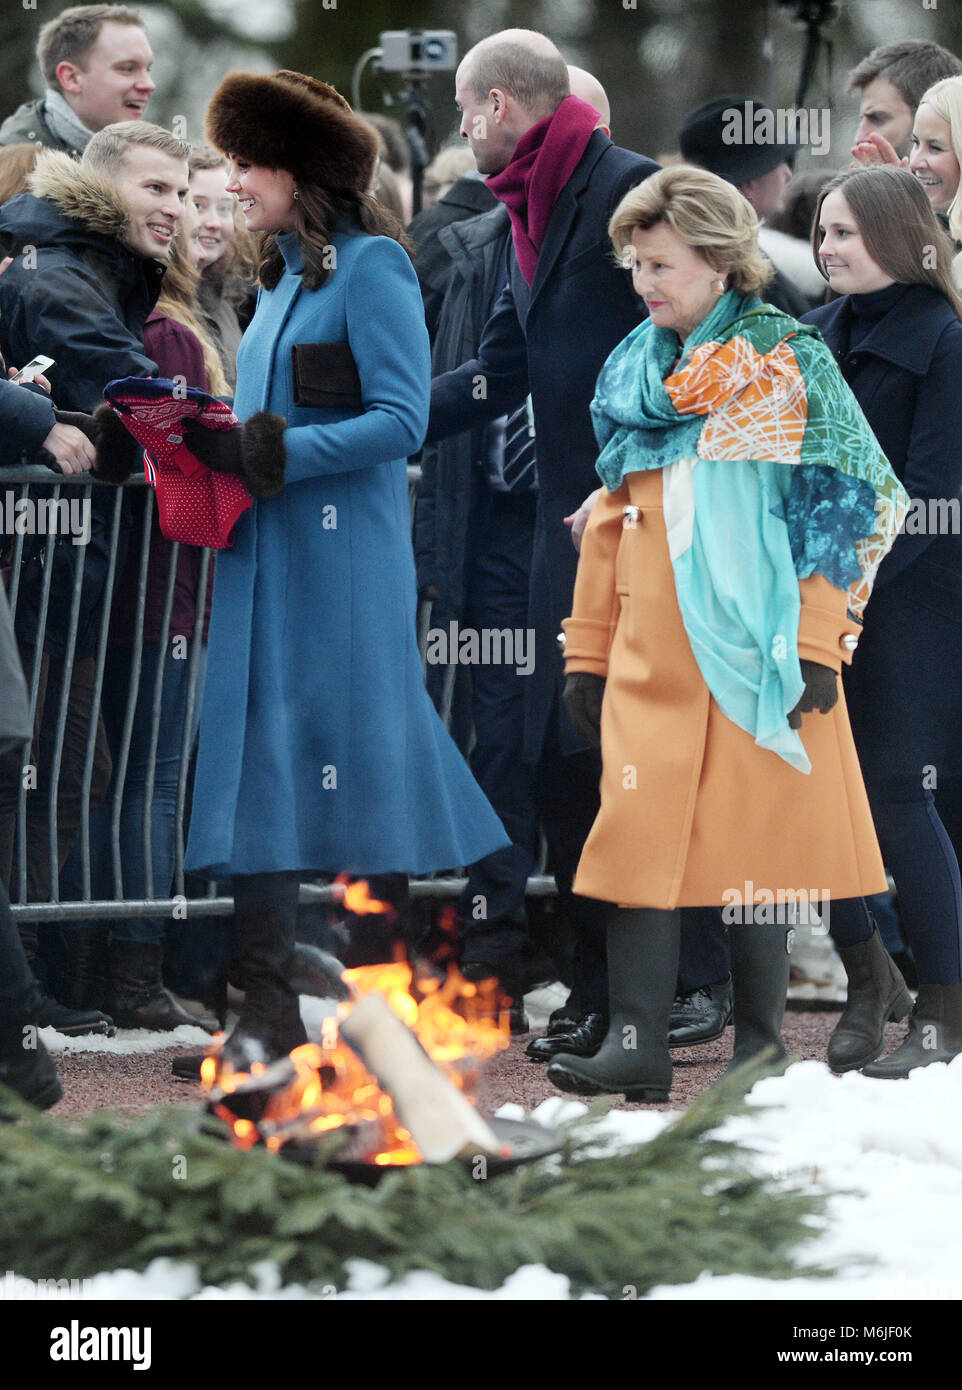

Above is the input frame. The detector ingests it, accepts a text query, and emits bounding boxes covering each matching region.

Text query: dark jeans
[830,774,962,985]
[0,879,33,1036]
[537,717,608,1013]
[458,487,539,969]
[63,641,206,943]
[0,647,111,904]
[677,908,731,994]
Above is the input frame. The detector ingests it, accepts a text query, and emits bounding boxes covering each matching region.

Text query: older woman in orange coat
[547,167,909,1101]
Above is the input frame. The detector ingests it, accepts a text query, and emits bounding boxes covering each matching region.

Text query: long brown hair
[811,166,962,320]
[156,232,230,397]
[259,183,413,292]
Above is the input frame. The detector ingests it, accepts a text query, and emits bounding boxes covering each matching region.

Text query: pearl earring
[715,280,725,291]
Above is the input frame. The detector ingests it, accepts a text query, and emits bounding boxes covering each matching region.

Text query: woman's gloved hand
[787,659,838,729]
[181,413,288,499]
[563,671,606,747]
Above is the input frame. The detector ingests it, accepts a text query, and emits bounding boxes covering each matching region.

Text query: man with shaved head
[567,66,610,135]
[426,29,658,1056]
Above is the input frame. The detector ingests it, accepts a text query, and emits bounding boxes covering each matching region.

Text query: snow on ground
[40,1023,215,1055]
[15,1054,961,1300]
[42,983,570,1058]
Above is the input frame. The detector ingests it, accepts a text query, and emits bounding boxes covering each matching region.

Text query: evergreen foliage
[0,1070,829,1297]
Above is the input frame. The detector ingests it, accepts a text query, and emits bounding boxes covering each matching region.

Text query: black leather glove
[563,671,606,747]
[787,659,838,730]
[181,413,287,499]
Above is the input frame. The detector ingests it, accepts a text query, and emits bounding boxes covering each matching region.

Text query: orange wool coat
[562,469,888,910]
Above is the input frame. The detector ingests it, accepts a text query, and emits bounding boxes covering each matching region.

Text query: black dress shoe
[545,999,582,1034]
[525,1011,607,1061]
[0,1030,63,1111]
[668,976,732,1048]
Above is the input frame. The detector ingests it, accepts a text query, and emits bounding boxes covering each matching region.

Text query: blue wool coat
[185,227,509,877]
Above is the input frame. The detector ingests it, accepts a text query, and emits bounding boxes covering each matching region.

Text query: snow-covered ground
[12,1053,961,1300]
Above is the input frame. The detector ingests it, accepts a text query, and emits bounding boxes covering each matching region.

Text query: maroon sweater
[110,311,215,646]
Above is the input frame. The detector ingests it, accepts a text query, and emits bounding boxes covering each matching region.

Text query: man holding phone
[0,119,185,1033]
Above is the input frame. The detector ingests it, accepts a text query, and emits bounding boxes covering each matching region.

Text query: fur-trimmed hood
[205,70,379,191]
[0,149,129,252]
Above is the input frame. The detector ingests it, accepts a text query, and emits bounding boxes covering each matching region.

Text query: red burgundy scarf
[485,95,600,286]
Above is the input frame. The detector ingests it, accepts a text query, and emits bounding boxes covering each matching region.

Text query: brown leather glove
[787,659,838,729]
[181,412,287,499]
[82,403,144,483]
[563,671,605,747]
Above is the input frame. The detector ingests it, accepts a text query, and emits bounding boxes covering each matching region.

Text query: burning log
[340,993,504,1164]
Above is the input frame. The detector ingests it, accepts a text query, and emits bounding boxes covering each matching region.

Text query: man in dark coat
[409,173,500,342]
[0,4,155,156]
[427,29,658,1044]
[678,97,811,318]
[0,120,187,1033]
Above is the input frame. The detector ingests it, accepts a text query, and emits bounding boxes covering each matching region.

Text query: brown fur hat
[205,70,379,191]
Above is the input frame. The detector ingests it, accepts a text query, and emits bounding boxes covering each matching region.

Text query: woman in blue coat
[804,166,962,1077]
[182,70,508,1066]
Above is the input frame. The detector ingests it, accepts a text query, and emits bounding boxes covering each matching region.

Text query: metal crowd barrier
[1,465,554,925]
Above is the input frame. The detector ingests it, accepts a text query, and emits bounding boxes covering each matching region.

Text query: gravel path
[46,1009,912,1118]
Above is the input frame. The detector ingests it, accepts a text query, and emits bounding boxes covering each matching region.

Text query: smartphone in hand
[10,354,55,384]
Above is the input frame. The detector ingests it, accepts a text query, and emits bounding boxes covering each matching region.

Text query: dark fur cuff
[241,412,287,499]
[90,403,142,484]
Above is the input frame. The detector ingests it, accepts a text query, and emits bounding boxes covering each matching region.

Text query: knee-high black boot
[546,906,680,1102]
[221,871,307,1069]
[724,920,793,1075]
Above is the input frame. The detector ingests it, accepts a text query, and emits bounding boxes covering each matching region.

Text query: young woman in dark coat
[804,165,962,1077]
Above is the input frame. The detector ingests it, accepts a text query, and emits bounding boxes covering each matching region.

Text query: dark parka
[428,131,659,760]
[414,201,511,615]
[0,376,55,466]
[410,175,500,341]
[803,284,962,778]
[0,151,162,657]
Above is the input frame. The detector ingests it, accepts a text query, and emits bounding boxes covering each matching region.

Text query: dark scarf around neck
[485,95,600,286]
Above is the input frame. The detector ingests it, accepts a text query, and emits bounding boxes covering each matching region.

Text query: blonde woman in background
[186,144,257,390]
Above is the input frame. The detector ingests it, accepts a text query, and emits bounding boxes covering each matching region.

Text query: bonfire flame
[204,881,510,1165]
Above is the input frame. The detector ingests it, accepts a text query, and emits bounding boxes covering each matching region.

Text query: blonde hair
[608,164,774,296]
[917,75,962,241]
[155,230,230,397]
[83,121,190,178]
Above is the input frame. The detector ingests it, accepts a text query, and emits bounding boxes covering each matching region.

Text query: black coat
[803,284,962,778]
[0,156,162,659]
[410,176,500,342]
[414,202,511,613]
[428,131,659,760]
[0,377,55,466]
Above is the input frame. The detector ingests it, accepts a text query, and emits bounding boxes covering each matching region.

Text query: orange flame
[333,875,394,917]
[204,953,509,1165]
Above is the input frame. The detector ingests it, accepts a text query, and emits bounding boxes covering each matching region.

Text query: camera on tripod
[379,30,458,74]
